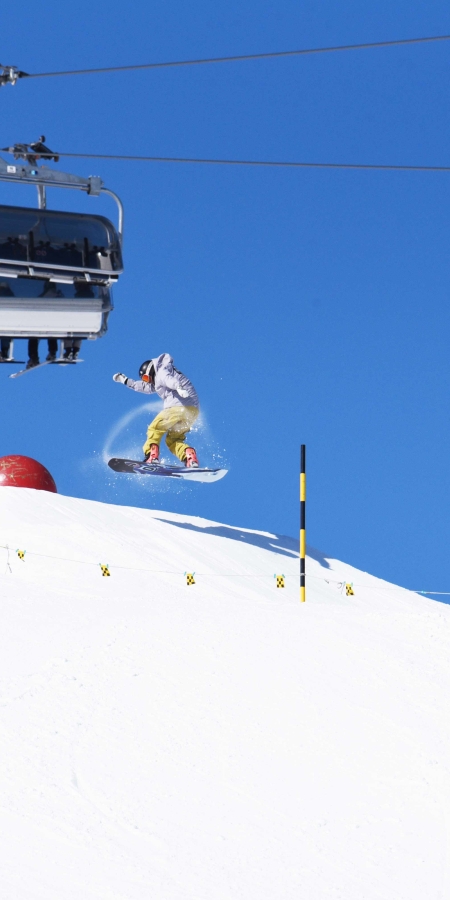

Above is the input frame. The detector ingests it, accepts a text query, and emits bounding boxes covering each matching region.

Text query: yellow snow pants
[143,405,199,461]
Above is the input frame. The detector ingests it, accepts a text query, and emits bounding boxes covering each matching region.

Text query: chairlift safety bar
[0,265,116,285]
[0,258,122,280]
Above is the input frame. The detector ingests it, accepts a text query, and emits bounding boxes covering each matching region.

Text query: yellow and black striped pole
[300,444,306,602]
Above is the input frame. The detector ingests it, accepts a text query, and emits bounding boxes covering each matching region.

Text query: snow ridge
[0,486,449,900]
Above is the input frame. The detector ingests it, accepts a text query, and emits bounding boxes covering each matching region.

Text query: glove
[113,373,128,385]
[178,388,190,398]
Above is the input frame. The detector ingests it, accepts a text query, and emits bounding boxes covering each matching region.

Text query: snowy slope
[0,486,449,900]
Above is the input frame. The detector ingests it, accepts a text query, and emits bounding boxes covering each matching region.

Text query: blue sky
[1,1,450,594]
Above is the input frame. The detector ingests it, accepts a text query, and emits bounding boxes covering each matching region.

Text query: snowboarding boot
[145,443,160,464]
[185,447,199,468]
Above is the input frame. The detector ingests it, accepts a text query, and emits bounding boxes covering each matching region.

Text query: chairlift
[0,137,124,363]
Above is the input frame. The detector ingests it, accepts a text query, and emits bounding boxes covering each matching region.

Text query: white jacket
[125,353,199,409]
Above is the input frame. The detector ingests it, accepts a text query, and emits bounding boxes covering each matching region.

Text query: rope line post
[300,445,306,602]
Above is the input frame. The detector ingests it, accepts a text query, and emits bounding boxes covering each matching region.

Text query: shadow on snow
[155,518,331,568]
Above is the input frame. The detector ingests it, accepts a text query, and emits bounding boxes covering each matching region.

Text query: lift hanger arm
[0,65,28,87]
[0,140,123,242]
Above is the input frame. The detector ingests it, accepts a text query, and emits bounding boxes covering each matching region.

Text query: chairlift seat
[0,276,112,339]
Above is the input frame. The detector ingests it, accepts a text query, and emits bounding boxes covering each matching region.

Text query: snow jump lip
[108,457,228,483]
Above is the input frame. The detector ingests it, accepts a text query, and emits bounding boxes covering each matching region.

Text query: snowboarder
[113,354,200,467]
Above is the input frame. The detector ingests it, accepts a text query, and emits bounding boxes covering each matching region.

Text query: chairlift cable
[2,139,450,173]
[7,33,450,82]
[55,152,450,173]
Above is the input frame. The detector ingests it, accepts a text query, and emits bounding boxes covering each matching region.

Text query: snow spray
[102,401,160,464]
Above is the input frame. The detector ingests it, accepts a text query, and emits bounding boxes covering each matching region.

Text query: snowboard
[108,457,228,483]
[10,359,83,378]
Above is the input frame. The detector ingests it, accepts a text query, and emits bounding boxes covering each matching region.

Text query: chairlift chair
[0,138,123,359]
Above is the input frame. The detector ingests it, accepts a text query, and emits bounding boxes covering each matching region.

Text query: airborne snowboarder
[113,354,200,467]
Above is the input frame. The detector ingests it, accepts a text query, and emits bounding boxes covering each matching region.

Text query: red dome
[0,455,57,493]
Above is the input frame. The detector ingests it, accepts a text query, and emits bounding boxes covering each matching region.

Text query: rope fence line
[0,542,346,590]
[1,543,290,585]
[1,542,448,597]
[319,574,450,596]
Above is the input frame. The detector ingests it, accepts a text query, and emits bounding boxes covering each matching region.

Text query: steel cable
[20,34,450,80]
[55,152,450,172]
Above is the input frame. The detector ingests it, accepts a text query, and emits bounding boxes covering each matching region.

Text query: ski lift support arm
[0,144,123,241]
[0,65,28,88]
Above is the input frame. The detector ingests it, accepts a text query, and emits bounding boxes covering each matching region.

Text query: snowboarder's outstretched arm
[112,373,155,394]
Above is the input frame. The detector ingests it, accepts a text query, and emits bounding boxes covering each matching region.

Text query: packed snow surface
[0,486,449,899]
